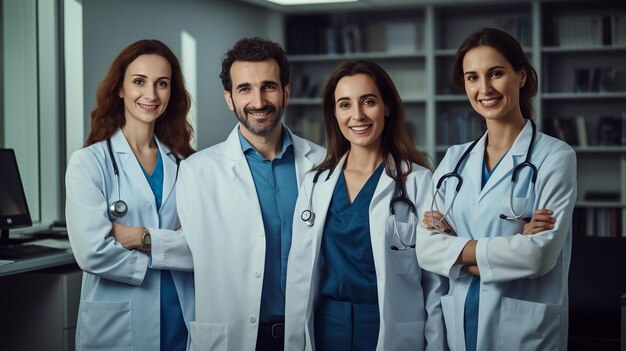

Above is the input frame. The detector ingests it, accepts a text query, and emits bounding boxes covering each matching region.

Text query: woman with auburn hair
[285,60,447,350]
[66,39,195,351]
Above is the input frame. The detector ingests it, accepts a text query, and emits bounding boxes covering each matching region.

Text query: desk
[0,249,75,276]
[0,242,80,351]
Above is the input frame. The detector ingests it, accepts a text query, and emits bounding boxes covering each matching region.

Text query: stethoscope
[300,167,418,251]
[430,119,538,230]
[106,138,179,218]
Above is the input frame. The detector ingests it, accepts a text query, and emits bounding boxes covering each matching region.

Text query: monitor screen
[0,149,32,241]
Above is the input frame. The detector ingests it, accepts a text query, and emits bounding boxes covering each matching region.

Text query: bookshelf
[282,0,626,239]
[281,1,625,347]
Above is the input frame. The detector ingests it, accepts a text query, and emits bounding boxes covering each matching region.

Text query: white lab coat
[178,125,325,351]
[65,129,195,351]
[285,153,448,351]
[416,120,577,351]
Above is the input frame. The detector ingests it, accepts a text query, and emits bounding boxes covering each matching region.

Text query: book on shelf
[387,68,426,99]
[575,207,623,238]
[546,116,591,147]
[365,23,386,52]
[572,67,617,93]
[611,14,626,46]
[553,14,626,47]
[554,15,603,47]
[437,111,486,145]
[385,21,423,53]
[495,16,531,47]
[596,116,624,146]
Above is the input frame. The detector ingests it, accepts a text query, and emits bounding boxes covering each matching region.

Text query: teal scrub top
[140,151,187,351]
[319,163,384,304]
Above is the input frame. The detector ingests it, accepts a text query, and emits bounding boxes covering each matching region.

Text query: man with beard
[177,37,325,351]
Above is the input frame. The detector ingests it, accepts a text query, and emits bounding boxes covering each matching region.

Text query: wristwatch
[138,227,151,252]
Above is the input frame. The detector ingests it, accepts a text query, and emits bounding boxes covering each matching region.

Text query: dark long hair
[314,60,429,184]
[452,27,538,120]
[85,39,194,158]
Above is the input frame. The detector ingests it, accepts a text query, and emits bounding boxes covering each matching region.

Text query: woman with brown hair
[285,60,447,350]
[65,39,195,351]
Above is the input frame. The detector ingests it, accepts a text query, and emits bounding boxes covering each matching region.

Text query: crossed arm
[421,209,556,276]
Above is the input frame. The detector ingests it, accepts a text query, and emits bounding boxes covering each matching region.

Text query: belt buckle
[271,322,285,339]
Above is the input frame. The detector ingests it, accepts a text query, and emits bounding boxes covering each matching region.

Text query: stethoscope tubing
[301,166,418,250]
[431,120,538,230]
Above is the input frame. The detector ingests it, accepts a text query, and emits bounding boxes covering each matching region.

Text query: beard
[232,97,285,137]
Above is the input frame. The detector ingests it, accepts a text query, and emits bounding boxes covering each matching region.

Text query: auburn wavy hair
[85,39,194,158]
[313,60,430,185]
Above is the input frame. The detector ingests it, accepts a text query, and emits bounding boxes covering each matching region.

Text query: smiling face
[119,54,171,128]
[224,59,290,139]
[334,73,387,152]
[462,45,526,124]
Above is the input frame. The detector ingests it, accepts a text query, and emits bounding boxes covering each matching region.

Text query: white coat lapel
[369,166,394,259]
[309,154,346,259]
[479,120,533,200]
[155,136,178,209]
[289,127,316,186]
[111,129,157,210]
[461,134,485,202]
[223,125,264,214]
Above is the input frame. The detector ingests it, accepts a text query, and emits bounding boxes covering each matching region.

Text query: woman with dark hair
[416,28,576,351]
[65,39,195,351]
[285,60,447,350]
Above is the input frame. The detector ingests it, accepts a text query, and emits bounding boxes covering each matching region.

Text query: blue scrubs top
[140,151,187,351]
[319,163,384,304]
[464,153,508,351]
[238,128,298,323]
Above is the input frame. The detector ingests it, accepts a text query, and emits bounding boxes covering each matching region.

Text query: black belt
[258,321,285,339]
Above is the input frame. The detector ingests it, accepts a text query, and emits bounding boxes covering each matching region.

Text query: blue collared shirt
[238,127,298,322]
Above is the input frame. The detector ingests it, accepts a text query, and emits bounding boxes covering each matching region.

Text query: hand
[110,222,143,250]
[422,211,455,235]
[523,209,556,235]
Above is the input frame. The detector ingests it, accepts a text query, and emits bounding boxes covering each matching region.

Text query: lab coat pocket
[76,300,132,350]
[498,297,561,351]
[393,321,424,350]
[440,295,458,351]
[390,221,419,275]
[189,321,229,351]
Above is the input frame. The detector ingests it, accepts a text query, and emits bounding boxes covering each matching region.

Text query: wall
[82,0,283,149]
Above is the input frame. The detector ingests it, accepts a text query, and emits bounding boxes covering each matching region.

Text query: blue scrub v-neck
[140,151,187,351]
[318,163,384,304]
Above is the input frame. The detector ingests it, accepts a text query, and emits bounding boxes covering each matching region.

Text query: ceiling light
[265,0,358,5]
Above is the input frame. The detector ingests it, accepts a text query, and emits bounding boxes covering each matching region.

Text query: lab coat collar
[110,129,178,212]
[371,154,399,207]
[223,123,316,187]
[478,119,534,201]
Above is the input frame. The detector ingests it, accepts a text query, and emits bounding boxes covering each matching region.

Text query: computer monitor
[0,149,33,244]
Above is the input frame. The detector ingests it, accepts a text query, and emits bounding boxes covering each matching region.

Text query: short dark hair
[219,37,290,92]
[452,27,538,120]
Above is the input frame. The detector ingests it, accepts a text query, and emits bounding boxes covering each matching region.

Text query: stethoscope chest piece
[301,210,315,227]
[110,200,128,218]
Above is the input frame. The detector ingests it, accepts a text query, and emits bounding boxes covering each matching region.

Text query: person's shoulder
[184,141,228,165]
[291,133,324,151]
[69,141,107,164]
[536,131,575,154]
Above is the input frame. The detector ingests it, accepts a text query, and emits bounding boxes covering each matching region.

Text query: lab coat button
[254,271,262,278]
[249,315,257,323]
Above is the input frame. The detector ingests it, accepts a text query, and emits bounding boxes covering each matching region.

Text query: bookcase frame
[281,2,625,347]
